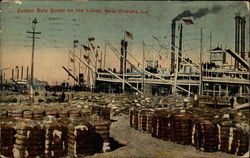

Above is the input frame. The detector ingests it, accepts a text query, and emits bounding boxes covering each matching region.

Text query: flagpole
[199,28,203,95]
[86,43,91,91]
[100,49,103,69]
[78,44,81,86]
[73,53,75,85]
[209,31,212,63]
[95,49,98,90]
[67,50,70,86]
[104,41,106,69]
[122,32,126,93]
[142,41,145,93]
[79,42,83,86]
[88,49,90,91]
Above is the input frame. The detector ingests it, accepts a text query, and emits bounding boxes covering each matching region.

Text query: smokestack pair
[235,13,246,69]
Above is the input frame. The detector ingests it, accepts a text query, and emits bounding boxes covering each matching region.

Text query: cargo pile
[129,107,249,156]
[0,105,111,158]
[1,92,249,157]
[13,120,45,158]
[67,119,95,157]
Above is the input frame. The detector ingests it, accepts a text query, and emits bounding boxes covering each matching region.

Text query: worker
[60,91,66,102]
[194,94,198,107]
[214,97,218,108]
[230,97,234,109]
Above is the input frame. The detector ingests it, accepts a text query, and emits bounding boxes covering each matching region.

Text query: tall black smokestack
[240,17,246,60]
[171,20,176,73]
[124,41,128,73]
[178,23,183,70]
[120,40,127,73]
[21,66,23,80]
[235,13,241,69]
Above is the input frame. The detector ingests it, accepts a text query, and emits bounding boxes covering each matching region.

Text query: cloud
[15,1,22,5]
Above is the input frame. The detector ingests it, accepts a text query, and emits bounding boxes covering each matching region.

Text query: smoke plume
[173,5,223,21]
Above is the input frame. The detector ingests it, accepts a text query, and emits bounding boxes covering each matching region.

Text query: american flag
[73,40,78,48]
[88,37,95,41]
[83,54,89,59]
[70,58,74,62]
[159,55,162,60]
[125,31,133,39]
[82,45,91,51]
[95,51,98,58]
[91,43,95,50]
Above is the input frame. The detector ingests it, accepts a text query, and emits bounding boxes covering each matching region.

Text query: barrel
[67,120,95,157]
[132,109,140,130]
[46,110,59,118]
[33,110,45,119]
[68,110,81,118]
[194,119,218,152]
[0,110,8,118]
[23,110,33,119]
[100,107,110,120]
[0,122,15,157]
[151,110,169,139]
[14,120,45,158]
[44,123,68,157]
[11,110,23,119]
[171,114,192,145]
[236,130,249,156]
[58,110,69,118]
[85,114,111,153]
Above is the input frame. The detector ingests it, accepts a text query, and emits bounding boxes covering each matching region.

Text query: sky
[0,1,249,85]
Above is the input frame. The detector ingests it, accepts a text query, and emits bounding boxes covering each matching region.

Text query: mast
[209,31,212,63]
[73,50,76,85]
[78,43,81,85]
[26,18,41,103]
[142,41,145,93]
[122,34,126,93]
[104,41,106,68]
[199,28,203,95]
[100,48,103,69]
[67,50,70,85]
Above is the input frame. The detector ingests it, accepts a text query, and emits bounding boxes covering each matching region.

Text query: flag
[73,40,79,48]
[70,57,74,62]
[125,31,133,39]
[83,54,89,59]
[159,55,162,60]
[91,43,95,50]
[82,45,91,51]
[183,18,194,24]
[88,37,95,41]
[95,51,98,58]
